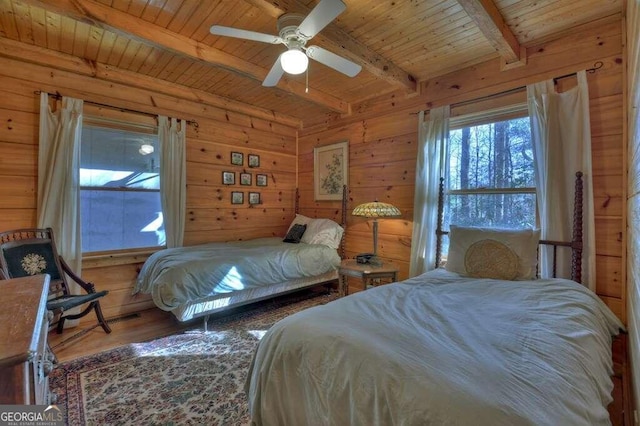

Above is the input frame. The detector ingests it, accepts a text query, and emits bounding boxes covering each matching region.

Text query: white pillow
[304,219,344,249]
[287,214,312,230]
[445,225,541,280]
[286,214,344,249]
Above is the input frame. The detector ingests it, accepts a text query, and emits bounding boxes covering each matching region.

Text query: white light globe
[281,49,308,75]
[139,144,154,155]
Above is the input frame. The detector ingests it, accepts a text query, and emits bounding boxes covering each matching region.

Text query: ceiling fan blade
[210,25,282,44]
[298,0,346,38]
[263,55,285,87]
[306,46,362,77]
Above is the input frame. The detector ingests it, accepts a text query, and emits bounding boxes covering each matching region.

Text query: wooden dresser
[0,274,55,404]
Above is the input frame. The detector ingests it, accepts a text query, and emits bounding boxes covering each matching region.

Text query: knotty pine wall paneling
[0,58,298,320]
[625,0,640,416]
[300,18,626,320]
[298,110,417,285]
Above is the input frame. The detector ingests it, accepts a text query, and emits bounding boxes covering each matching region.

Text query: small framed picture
[231,152,243,166]
[240,172,252,186]
[222,171,235,185]
[248,154,260,168]
[256,174,268,187]
[249,192,261,205]
[231,191,244,204]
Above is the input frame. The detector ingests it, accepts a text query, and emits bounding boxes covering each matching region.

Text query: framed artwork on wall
[231,152,243,166]
[222,171,235,185]
[240,172,252,185]
[256,174,268,187]
[249,192,261,205]
[248,154,260,168]
[231,191,244,204]
[314,140,348,200]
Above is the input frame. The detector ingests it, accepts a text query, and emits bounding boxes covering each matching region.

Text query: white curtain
[527,71,595,290]
[158,116,186,248]
[409,106,450,276]
[38,92,84,276]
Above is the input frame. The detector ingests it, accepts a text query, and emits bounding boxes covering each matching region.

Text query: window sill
[83,248,160,269]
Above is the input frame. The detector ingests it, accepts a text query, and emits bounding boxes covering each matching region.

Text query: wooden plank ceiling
[0,0,623,127]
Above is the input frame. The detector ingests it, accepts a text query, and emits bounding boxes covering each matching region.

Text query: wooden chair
[0,228,111,334]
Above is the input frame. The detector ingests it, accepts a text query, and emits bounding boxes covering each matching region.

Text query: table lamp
[352,201,401,258]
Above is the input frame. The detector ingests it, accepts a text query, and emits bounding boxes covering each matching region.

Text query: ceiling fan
[210,0,362,87]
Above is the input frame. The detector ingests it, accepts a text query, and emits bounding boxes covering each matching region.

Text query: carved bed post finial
[571,172,584,283]
[435,177,445,268]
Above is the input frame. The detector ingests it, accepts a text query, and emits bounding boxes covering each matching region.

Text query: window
[80,122,163,253]
[443,104,535,232]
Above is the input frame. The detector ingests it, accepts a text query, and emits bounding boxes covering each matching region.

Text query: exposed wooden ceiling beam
[20,0,349,114]
[456,0,523,64]
[244,0,418,93]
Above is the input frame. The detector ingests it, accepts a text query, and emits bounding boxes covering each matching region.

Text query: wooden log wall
[0,53,298,321]
[299,18,627,322]
[625,0,640,415]
[0,16,627,324]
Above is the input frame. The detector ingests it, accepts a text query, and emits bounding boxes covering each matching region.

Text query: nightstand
[338,259,399,296]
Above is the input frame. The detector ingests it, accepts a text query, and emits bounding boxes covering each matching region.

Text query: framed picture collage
[224,152,266,205]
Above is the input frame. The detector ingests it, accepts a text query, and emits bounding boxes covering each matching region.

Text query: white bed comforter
[247,269,624,426]
[134,237,340,311]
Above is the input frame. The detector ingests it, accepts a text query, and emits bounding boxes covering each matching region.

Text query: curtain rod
[420,61,605,112]
[553,61,603,84]
[34,91,199,128]
[451,85,526,109]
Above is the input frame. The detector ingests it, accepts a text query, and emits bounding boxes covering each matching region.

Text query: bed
[246,268,623,425]
[245,173,625,425]
[133,189,347,324]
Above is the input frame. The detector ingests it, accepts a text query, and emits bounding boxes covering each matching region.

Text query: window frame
[80,116,164,255]
[444,102,537,229]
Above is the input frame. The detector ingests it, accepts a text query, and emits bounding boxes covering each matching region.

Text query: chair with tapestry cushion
[0,228,111,335]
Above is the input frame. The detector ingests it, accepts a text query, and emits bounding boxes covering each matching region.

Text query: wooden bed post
[435,177,445,269]
[341,184,347,259]
[571,172,584,283]
[293,185,346,258]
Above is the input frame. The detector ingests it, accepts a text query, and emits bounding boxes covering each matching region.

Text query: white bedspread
[247,269,624,426]
[134,237,340,311]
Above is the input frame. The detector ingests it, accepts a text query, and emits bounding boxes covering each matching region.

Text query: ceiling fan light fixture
[210,0,357,86]
[281,48,308,75]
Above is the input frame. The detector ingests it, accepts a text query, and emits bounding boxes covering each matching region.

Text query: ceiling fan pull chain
[305,64,309,93]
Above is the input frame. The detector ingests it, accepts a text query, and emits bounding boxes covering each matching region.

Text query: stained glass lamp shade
[352,201,401,256]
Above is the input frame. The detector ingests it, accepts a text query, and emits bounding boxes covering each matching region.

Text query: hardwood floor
[48,287,333,362]
[49,306,630,425]
[610,334,632,426]
[48,308,188,363]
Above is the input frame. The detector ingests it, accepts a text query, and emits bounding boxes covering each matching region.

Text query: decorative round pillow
[464,239,519,280]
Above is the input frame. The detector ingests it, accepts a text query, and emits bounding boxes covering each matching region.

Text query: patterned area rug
[49,291,338,425]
